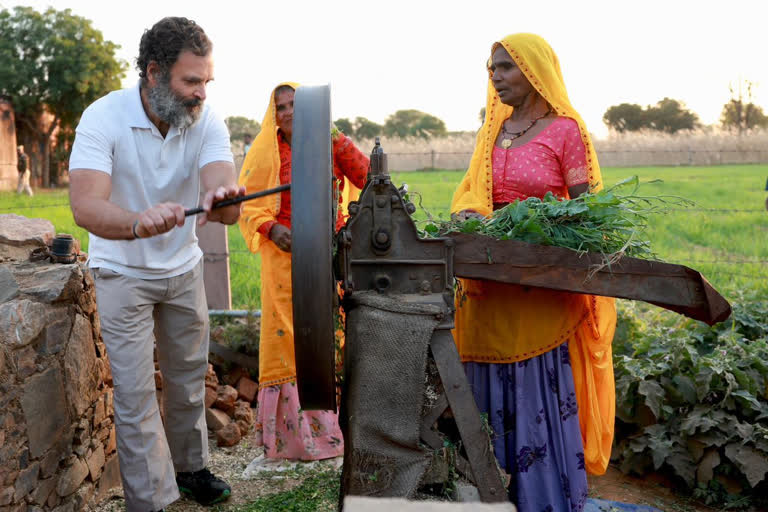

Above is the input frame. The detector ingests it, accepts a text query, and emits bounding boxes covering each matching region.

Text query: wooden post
[195,204,232,310]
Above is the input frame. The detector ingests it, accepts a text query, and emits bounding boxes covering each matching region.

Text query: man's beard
[147,72,203,129]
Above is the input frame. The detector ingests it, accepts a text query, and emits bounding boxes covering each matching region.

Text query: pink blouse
[492,117,588,203]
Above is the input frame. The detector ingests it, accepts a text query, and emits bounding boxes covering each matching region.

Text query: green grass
[232,468,340,512]
[3,164,766,307]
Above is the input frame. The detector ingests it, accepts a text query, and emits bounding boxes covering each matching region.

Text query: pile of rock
[0,214,120,511]
[153,359,257,449]
[203,366,257,447]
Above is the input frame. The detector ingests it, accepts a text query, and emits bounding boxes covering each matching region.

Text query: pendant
[501,138,512,149]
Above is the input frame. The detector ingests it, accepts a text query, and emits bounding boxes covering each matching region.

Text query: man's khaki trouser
[93,260,209,512]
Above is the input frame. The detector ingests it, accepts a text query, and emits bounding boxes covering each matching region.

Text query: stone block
[0,215,54,262]
[46,487,60,508]
[37,306,73,356]
[85,444,105,481]
[205,364,218,389]
[215,423,241,447]
[30,477,56,506]
[205,408,230,431]
[0,268,19,303]
[13,462,38,502]
[56,458,88,497]
[0,487,13,506]
[94,454,121,505]
[64,315,98,417]
[12,346,36,380]
[0,300,48,347]
[233,401,254,427]
[236,376,258,403]
[13,264,83,304]
[213,385,238,415]
[40,450,60,478]
[20,367,70,458]
[105,427,116,455]
[223,366,247,386]
[204,387,217,408]
[92,396,106,427]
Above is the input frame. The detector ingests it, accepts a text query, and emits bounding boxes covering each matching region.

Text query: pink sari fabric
[252,382,344,461]
[492,117,589,203]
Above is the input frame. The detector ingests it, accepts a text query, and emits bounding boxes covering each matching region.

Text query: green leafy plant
[612,293,768,508]
[424,177,691,260]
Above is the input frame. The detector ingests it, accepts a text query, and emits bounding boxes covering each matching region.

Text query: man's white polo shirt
[69,83,233,279]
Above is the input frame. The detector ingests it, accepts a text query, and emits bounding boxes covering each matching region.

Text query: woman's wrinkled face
[275,90,295,136]
[489,45,535,107]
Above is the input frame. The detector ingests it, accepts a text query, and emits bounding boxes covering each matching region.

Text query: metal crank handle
[184,183,291,217]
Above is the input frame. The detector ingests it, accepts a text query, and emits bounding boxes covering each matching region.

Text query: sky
[3,0,768,138]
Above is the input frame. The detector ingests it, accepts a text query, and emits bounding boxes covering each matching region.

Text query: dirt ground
[94,437,723,512]
[587,467,719,512]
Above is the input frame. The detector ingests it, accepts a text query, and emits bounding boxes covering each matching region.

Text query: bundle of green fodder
[424,176,690,260]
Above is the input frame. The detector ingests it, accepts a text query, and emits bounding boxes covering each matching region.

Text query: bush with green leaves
[612,294,768,507]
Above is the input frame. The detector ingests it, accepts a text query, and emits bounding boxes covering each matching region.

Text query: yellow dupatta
[238,81,300,254]
[451,33,617,474]
[237,83,361,388]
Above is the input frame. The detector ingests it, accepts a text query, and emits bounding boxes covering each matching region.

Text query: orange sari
[451,34,617,475]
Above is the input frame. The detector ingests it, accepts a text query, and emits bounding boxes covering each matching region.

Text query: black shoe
[176,468,231,506]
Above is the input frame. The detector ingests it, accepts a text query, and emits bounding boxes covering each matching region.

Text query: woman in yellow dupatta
[451,34,616,511]
[238,83,368,461]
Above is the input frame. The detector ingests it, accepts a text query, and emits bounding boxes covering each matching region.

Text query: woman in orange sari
[238,83,368,460]
[451,34,617,511]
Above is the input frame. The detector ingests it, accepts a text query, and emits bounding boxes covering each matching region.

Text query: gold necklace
[500,108,553,149]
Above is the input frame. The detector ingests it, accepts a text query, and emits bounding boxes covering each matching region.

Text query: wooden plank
[449,233,731,326]
[430,329,506,502]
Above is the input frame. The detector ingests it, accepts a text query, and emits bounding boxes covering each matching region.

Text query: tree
[354,117,383,139]
[603,103,647,132]
[720,80,768,133]
[383,109,447,139]
[224,116,260,142]
[646,98,699,133]
[0,6,127,187]
[333,118,354,136]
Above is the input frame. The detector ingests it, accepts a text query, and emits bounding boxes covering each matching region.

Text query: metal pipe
[185,183,290,217]
[208,309,262,318]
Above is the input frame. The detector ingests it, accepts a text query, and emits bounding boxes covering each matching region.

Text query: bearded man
[68,17,243,512]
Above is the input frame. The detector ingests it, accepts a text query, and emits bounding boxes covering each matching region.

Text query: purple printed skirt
[464,342,588,512]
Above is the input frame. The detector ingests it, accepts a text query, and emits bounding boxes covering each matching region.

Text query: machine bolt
[348,203,359,216]
[420,280,431,293]
[375,231,389,244]
[405,202,416,214]
[376,196,387,208]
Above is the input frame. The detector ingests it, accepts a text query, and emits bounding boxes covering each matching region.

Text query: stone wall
[0,214,120,511]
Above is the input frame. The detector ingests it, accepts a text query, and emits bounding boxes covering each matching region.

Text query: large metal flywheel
[290,85,337,411]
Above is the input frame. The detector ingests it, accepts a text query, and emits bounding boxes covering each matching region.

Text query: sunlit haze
[5,0,767,138]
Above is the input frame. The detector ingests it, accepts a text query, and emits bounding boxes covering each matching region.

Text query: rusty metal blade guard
[290,84,337,410]
[450,233,731,325]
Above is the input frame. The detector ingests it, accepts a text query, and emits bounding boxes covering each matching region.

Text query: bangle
[131,219,141,239]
